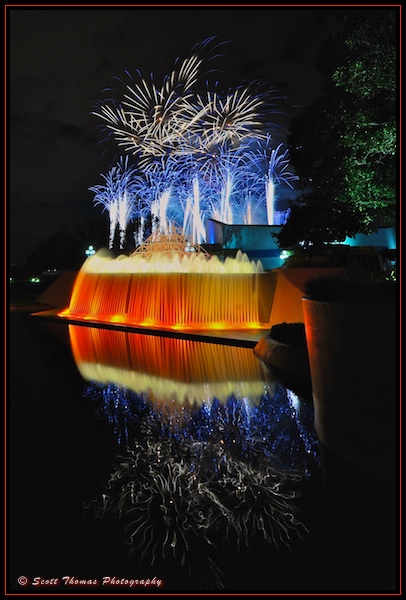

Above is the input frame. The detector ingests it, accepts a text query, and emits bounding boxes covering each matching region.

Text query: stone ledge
[253,335,311,380]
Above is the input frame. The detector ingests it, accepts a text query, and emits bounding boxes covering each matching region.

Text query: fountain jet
[59,229,277,332]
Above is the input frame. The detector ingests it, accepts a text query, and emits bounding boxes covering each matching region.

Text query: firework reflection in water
[83,383,319,589]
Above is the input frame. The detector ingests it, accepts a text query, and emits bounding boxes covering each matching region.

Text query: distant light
[9,277,13,282]
[85,245,96,257]
[279,250,292,260]
[30,277,40,283]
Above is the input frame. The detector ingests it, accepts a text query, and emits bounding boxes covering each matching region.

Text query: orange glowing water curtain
[60,249,276,331]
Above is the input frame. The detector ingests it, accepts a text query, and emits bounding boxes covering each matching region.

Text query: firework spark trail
[266,176,275,226]
[93,40,219,159]
[190,176,205,243]
[89,170,119,249]
[241,136,299,225]
[84,434,308,588]
[83,385,319,590]
[130,156,182,233]
[91,39,297,243]
[85,440,226,588]
[195,86,268,148]
[89,157,138,249]
[182,192,193,241]
[213,455,308,550]
[95,46,276,161]
[108,201,118,250]
[118,190,132,248]
[193,142,249,225]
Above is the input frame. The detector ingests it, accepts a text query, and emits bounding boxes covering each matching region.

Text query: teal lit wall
[344,227,396,250]
[206,219,396,271]
[206,220,284,270]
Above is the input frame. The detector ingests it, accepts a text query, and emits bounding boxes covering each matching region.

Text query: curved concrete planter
[254,335,310,380]
[302,298,397,485]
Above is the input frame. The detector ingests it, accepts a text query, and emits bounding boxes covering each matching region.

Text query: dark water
[8,311,398,593]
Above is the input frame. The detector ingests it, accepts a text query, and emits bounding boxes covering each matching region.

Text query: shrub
[303,271,397,304]
[283,253,347,268]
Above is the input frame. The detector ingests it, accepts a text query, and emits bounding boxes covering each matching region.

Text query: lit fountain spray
[59,225,277,332]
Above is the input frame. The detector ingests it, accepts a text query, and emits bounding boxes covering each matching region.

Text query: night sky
[8,6,341,268]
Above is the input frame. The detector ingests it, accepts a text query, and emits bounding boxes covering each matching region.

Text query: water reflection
[68,324,272,403]
[67,325,320,590]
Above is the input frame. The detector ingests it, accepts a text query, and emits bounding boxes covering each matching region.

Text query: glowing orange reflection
[68,324,274,407]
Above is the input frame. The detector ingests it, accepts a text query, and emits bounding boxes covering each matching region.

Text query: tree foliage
[276,9,397,250]
[24,219,108,275]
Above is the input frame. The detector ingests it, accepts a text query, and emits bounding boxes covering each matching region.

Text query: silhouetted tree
[25,218,108,274]
[275,8,397,249]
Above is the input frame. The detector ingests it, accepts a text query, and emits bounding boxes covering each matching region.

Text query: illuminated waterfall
[59,231,277,332]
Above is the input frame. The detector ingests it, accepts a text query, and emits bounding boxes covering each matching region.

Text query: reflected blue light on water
[84,380,320,476]
[72,326,321,589]
[83,379,319,589]
[10,313,398,592]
